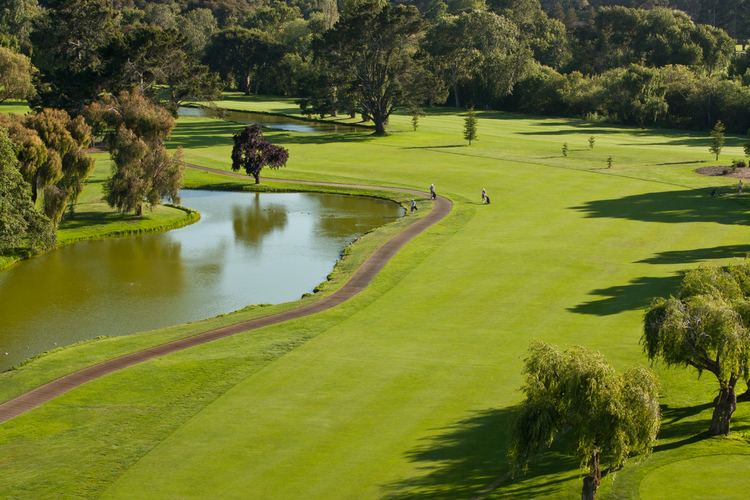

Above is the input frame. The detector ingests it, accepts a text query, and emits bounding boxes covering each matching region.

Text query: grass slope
[2,98,750,499]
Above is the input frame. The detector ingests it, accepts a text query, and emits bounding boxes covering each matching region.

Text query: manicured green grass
[2,99,750,499]
[0,100,31,115]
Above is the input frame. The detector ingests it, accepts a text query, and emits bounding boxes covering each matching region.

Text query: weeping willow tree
[510,341,660,500]
[86,90,183,216]
[643,263,750,436]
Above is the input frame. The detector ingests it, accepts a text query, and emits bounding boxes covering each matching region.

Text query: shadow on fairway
[653,403,713,453]
[569,274,685,316]
[637,245,750,265]
[381,407,580,500]
[571,188,750,227]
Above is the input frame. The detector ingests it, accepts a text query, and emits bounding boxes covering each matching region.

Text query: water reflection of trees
[232,196,288,247]
[304,193,402,239]
[106,235,187,295]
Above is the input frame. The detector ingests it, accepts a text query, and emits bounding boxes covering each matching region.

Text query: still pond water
[0,190,403,371]
[178,107,365,134]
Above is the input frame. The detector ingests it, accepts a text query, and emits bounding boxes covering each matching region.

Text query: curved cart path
[0,169,452,424]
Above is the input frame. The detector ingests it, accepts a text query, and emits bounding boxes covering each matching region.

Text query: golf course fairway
[1,100,750,499]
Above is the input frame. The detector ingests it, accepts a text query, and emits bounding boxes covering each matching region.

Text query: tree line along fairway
[1,104,750,499]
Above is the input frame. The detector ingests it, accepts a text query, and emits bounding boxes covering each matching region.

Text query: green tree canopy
[510,340,660,500]
[643,263,750,436]
[0,46,36,104]
[231,124,289,184]
[318,0,445,134]
[423,10,531,108]
[29,0,118,114]
[203,26,285,95]
[0,127,56,253]
[86,90,183,216]
[1,108,94,225]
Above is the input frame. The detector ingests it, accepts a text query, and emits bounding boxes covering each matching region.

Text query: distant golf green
[1,96,749,500]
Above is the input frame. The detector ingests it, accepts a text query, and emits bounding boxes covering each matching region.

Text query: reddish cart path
[0,168,452,424]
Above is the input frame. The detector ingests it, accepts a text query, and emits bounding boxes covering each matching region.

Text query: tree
[510,341,660,500]
[709,120,726,160]
[562,142,568,156]
[589,136,595,149]
[203,27,285,95]
[744,141,750,159]
[0,46,36,104]
[1,108,95,225]
[643,263,750,436]
[231,124,289,184]
[463,107,477,145]
[102,27,222,115]
[611,65,668,130]
[0,127,56,253]
[29,0,118,114]
[423,11,532,109]
[86,90,184,216]
[409,105,425,131]
[318,0,445,135]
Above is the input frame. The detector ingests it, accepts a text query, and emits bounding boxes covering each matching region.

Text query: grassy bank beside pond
[2,100,750,500]
[0,155,197,271]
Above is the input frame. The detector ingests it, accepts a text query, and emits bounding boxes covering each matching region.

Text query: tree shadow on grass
[381,407,514,500]
[656,403,713,446]
[380,407,581,500]
[636,245,750,265]
[569,274,685,316]
[570,188,750,227]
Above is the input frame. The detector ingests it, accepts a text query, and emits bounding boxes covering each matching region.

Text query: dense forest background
[3,0,750,134]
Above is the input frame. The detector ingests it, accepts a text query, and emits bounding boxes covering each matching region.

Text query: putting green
[640,455,750,500]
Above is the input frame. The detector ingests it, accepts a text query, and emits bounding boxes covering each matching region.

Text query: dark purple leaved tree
[231,125,289,184]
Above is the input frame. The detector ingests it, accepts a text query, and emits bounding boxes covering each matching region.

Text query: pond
[0,190,404,371]
[178,107,366,134]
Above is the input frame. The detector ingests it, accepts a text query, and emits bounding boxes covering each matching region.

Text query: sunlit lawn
[2,97,750,499]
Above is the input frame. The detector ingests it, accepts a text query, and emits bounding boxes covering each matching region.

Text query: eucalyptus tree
[86,90,183,216]
[643,263,750,436]
[511,341,660,500]
[102,27,222,115]
[203,26,285,94]
[423,10,531,109]
[317,0,445,135]
[29,0,118,114]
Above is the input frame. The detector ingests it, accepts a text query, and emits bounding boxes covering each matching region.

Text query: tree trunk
[245,75,251,96]
[708,381,737,436]
[452,66,460,108]
[253,172,260,184]
[136,204,143,217]
[581,451,601,500]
